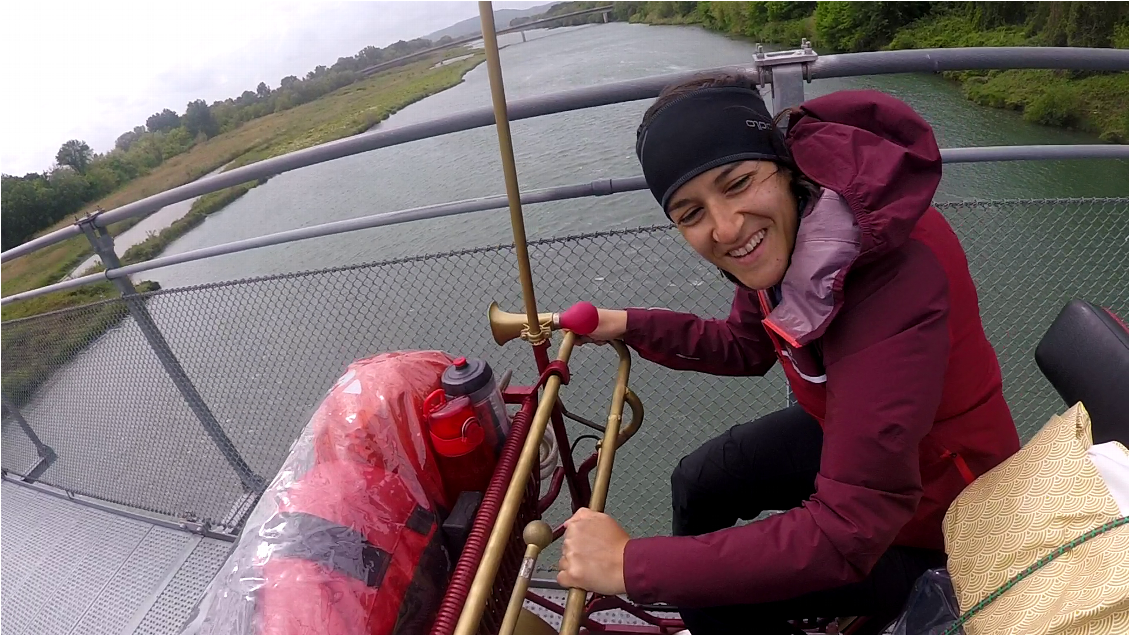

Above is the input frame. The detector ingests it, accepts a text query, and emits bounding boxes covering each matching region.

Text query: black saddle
[1035,299,1128,446]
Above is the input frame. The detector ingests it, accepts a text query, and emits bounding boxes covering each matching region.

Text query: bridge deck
[1,478,660,634]
[0,480,231,635]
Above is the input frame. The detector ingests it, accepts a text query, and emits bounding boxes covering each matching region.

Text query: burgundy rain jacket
[620,90,1021,607]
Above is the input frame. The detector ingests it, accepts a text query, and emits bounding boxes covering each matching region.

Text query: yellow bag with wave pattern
[942,402,1128,635]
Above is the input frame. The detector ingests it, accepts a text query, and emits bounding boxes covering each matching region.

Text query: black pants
[671,404,945,634]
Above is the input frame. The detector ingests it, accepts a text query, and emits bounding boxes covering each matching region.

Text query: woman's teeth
[728,229,767,258]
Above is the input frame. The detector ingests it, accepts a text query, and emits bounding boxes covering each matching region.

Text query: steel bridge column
[1,394,56,481]
[77,215,264,493]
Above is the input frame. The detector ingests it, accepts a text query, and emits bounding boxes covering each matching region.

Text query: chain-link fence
[2,198,1126,539]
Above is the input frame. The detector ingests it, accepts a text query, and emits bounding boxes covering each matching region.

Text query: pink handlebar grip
[557,302,599,336]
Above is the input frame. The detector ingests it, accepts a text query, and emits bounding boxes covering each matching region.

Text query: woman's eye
[728,175,751,192]
[677,207,703,226]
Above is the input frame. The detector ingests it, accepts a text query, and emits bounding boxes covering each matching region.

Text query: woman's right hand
[580,308,628,345]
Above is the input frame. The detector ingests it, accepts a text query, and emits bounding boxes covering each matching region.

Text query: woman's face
[666,160,799,290]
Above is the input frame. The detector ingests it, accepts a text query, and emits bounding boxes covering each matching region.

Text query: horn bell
[489,302,555,345]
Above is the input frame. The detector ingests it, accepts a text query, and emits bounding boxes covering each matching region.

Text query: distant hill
[424,3,560,41]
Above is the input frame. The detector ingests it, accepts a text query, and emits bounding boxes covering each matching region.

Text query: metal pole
[559,341,632,634]
[754,40,816,115]
[77,215,263,493]
[760,48,810,405]
[769,62,806,115]
[482,2,544,341]
[1,394,56,480]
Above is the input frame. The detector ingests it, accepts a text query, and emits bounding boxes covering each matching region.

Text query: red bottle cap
[424,389,484,457]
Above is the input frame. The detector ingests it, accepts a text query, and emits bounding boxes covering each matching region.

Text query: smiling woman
[558,73,1023,633]
[633,75,824,290]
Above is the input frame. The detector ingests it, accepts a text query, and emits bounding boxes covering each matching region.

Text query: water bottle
[423,389,496,502]
[442,357,509,456]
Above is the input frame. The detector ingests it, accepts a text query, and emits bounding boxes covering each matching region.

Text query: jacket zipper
[941,447,976,485]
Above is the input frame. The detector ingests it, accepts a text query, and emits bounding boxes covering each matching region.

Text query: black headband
[636,86,786,215]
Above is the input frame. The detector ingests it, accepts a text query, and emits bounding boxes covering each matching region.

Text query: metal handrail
[2,46,1125,265]
[3,143,1127,307]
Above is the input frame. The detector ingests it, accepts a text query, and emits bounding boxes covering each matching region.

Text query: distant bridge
[360,5,614,77]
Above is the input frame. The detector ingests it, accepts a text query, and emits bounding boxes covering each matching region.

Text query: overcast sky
[1,0,547,176]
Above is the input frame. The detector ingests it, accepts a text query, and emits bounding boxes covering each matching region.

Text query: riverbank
[886,14,1127,142]
[2,49,486,321]
[612,1,1129,142]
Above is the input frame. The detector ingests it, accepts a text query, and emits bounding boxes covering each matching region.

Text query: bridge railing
[1,46,1127,536]
[2,46,1125,269]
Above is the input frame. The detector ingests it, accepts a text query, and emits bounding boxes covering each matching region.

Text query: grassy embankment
[886,15,1128,142]
[1,49,486,404]
[2,49,486,320]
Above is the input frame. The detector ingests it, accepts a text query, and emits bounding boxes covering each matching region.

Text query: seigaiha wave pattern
[942,402,1129,634]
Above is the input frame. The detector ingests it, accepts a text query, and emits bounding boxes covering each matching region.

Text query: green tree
[114,127,144,152]
[183,99,219,139]
[83,162,120,199]
[146,108,181,133]
[766,1,816,22]
[55,139,93,174]
[814,1,931,51]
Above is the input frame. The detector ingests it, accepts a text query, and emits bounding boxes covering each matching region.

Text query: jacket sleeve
[622,243,950,607]
[621,286,777,377]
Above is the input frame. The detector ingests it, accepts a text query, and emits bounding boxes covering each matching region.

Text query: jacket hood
[760,90,943,348]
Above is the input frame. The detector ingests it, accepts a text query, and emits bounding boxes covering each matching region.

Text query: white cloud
[1,0,546,175]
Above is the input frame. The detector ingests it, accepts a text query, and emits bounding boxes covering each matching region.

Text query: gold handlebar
[455,331,576,634]
[619,388,644,449]
[559,340,632,634]
[499,521,554,635]
[477,302,644,634]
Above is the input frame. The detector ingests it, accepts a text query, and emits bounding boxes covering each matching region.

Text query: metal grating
[0,481,238,636]
[133,539,234,635]
[523,589,681,631]
[23,509,152,635]
[0,492,86,634]
[0,481,153,635]
[70,526,192,634]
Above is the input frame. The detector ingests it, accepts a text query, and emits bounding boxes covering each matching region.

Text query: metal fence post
[77,214,264,493]
[1,394,56,481]
[754,41,818,407]
[753,39,818,116]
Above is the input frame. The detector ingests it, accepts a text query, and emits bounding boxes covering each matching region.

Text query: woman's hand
[556,508,629,596]
[580,308,628,345]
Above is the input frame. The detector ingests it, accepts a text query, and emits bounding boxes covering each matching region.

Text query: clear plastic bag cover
[183,351,456,634]
[886,568,963,635]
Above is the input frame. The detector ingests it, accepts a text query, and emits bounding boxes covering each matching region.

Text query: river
[144,22,1127,289]
[65,167,228,278]
[4,23,1126,539]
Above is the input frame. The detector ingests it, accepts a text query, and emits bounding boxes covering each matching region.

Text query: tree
[814,2,931,52]
[55,140,93,174]
[146,108,181,133]
[84,162,120,199]
[115,128,143,152]
[257,81,271,98]
[183,99,219,139]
